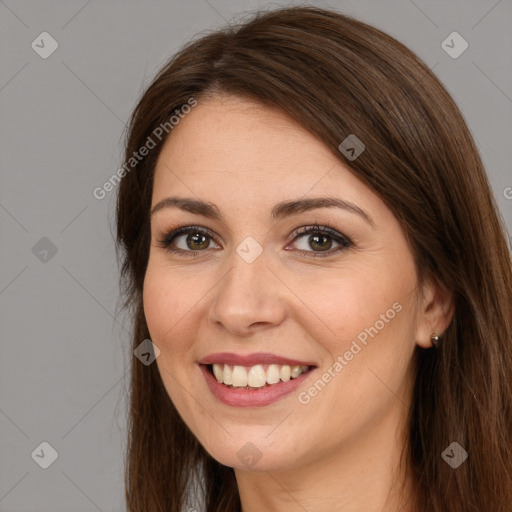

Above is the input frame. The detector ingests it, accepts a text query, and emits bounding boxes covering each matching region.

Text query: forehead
[153,94,370,204]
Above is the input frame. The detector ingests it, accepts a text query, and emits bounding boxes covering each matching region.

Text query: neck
[234,399,416,512]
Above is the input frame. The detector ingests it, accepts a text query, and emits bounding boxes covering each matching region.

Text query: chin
[214,447,299,472]
[195,426,303,472]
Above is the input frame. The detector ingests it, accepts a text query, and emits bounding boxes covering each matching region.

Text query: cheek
[142,267,199,415]
[142,263,198,342]
[289,260,418,390]
[291,264,404,340]
[142,263,210,389]
[143,268,172,340]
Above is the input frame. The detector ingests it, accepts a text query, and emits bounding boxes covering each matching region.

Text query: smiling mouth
[206,363,315,389]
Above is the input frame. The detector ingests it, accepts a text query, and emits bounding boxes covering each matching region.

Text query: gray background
[0,0,510,511]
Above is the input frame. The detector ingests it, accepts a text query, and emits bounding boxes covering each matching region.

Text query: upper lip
[198,352,316,367]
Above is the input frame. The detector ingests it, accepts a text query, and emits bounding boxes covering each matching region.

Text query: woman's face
[143,93,432,471]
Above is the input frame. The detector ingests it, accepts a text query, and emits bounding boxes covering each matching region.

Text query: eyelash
[156,222,353,259]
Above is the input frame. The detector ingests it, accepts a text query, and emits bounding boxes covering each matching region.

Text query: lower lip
[200,364,316,407]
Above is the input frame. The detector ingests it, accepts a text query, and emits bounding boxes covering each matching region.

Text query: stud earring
[431,329,440,348]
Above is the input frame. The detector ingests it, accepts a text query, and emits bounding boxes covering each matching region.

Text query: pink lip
[198,352,316,367]
[199,363,317,407]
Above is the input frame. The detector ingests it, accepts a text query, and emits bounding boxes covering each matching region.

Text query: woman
[115,6,512,512]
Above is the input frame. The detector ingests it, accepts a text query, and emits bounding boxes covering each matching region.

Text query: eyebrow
[150,196,375,227]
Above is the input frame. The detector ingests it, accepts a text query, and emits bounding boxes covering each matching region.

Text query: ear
[415,275,456,349]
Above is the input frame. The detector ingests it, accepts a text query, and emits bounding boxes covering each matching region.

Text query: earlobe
[415,276,456,349]
[431,329,440,348]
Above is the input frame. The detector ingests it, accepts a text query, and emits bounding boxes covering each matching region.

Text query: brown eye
[157,225,220,256]
[157,223,353,259]
[288,224,352,258]
[307,233,333,251]
[183,232,210,250]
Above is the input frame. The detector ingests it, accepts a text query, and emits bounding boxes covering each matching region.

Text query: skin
[143,93,455,512]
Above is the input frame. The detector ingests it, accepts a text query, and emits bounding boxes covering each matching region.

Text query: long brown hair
[115,6,512,511]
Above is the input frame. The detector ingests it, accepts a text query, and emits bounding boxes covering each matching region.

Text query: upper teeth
[212,363,309,388]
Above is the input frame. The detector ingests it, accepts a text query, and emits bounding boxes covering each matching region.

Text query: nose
[207,247,287,336]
